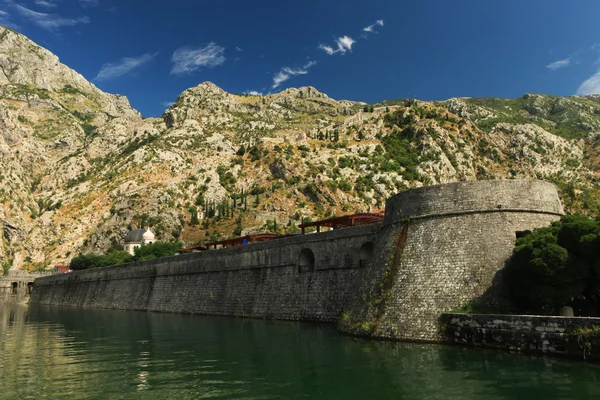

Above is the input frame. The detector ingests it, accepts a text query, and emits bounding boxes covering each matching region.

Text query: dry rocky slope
[1,25,600,271]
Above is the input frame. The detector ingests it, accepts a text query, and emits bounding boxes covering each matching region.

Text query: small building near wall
[0,270,37,303]
[123,228,155,256]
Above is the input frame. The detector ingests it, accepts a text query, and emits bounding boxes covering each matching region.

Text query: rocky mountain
[1,25,600,271]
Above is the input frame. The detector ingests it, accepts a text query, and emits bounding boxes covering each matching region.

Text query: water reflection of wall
[2,305,600,399]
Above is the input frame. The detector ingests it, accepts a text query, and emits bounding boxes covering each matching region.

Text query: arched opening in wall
[27,282,34,295]
[11,282,17,295]
[359,242,375,268]
[298,248,315,273]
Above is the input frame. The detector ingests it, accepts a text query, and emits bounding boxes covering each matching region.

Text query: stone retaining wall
[30,224,379,322]
[442,313,600,361]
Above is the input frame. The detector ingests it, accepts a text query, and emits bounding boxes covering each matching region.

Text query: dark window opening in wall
[11,282,17,295]
[516,230,531,239]
[298,248,315,273]
[359,242,375,268]
[27,282,34,295]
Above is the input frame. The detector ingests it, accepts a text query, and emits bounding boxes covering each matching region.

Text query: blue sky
[2,0,600,117]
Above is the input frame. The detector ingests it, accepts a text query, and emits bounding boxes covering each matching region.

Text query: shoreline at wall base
[441,313,600,362]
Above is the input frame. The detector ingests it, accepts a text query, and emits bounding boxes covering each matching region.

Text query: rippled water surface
[1,305,600,399]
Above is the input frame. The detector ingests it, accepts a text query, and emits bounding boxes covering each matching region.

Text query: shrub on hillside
[504,215,600,316]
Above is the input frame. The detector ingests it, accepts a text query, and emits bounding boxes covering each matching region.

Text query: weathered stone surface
[338,180,563,341]
[441,313,600,361]
[30,180,565,342]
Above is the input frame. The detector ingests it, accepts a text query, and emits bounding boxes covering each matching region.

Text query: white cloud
[363,19,383,32]
[171,42,226,75]
[95,52,158,81]
[162,101,175,107]
[236,46,242,51]
[244,90,263,96]
[319,36,355,55]
[576,69,600,95]
[272,60,317,89]
[0,10,8,16]
[319,44,335,55]
[34,0,56,8]
[336,36,354,52]
[546,58,571,71]
[14,5,89,31]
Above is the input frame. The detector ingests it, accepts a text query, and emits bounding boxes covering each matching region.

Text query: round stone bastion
[384,179,564,225]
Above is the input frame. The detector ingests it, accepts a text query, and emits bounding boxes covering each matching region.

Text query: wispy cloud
[546,57,571,71]
[576,69,600,95]
[95,52,158,81]
[244,90,263,96]
[14,5,89,31]
[319,36,355,56]
[34,0,56,8]
[161,101,175,107]
[236,46,242,52]
[272,60,317,89]
[171,42,226,75]
[363,19,383,32]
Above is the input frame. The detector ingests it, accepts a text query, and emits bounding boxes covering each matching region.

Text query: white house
[123,228,155,255]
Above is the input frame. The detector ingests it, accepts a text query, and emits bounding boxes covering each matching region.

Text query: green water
[1,305,599,400]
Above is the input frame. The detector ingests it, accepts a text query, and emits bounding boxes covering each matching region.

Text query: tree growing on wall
[504,214,600,316]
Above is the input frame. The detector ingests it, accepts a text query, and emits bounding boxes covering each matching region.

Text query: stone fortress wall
[0,270,36,304]
[30,224,381,322]
[30,180,565,342]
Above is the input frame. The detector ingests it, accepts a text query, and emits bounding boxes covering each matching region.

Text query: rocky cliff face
[1,25,599,271]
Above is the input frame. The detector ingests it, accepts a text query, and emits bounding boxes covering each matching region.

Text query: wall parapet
[384,180,564,224]
[34,223,380,287]
[442,313,600,361]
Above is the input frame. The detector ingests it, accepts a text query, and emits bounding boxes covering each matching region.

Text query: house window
[11,282,18,295]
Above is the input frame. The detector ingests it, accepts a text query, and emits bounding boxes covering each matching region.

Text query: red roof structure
[179,233,297,253]
[53,265,70,273]
[179,211,385,252]
[298,211,384,234]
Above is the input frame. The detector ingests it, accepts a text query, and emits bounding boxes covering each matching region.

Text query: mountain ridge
[1,25,599,272]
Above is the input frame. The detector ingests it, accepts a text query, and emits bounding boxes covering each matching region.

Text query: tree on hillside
[504,215,600,316]
[189,206,199,225]
[70,251,132,271]
[133,242,182,261]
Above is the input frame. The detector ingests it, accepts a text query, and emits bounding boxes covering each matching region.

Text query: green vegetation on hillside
[464,95,600,140]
